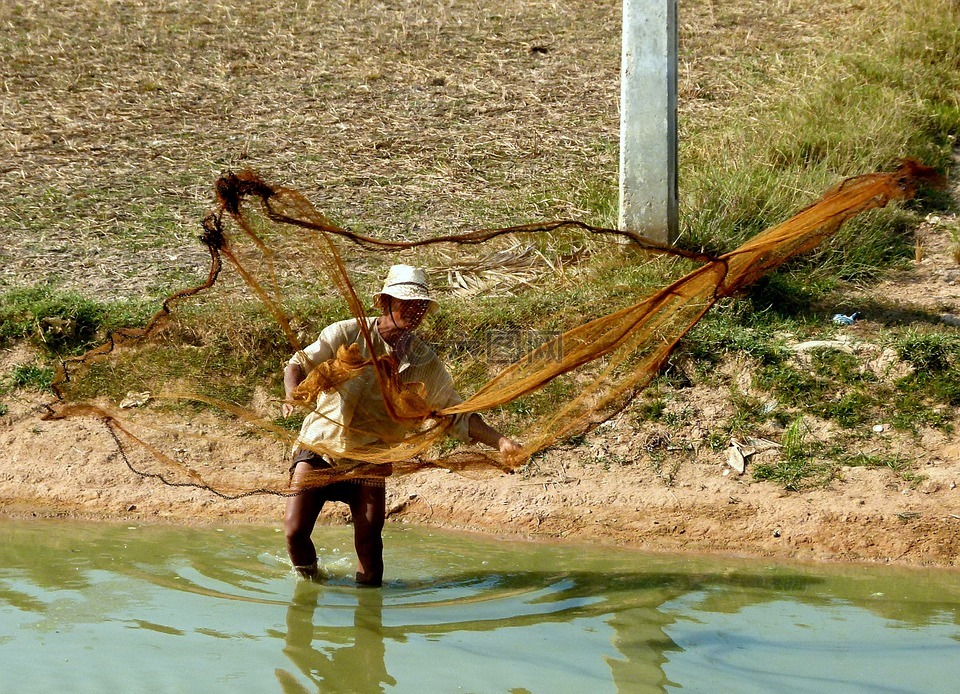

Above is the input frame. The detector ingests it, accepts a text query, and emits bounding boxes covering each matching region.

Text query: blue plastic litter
[831,312,860,325]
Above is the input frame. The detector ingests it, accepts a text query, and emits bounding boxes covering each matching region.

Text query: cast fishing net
[44,161,938,497]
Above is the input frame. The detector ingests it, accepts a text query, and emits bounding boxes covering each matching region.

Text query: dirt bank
[1,376,957,568]
[2,208,959,569]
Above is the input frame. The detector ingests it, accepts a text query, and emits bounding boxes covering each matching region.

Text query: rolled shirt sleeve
[288,321,344,372]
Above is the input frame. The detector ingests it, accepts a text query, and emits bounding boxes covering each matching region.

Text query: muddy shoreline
[2,408,957,569]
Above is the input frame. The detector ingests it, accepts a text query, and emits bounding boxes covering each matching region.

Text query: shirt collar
[370,317,412,373]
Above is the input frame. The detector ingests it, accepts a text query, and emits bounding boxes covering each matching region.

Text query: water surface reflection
[1,520,958,693]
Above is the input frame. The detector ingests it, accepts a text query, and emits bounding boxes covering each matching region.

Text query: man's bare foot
[355,571,383,587]
[294,563,320,580]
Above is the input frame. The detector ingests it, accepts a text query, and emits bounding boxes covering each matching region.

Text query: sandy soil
[2,210,958,569]
[1,385,958,568]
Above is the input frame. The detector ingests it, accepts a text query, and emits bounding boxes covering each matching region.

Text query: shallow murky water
[1,520,958,693]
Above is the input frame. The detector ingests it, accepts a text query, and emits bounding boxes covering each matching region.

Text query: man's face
[382,297,430,331]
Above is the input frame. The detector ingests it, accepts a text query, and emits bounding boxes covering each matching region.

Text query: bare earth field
[1,0,958,568]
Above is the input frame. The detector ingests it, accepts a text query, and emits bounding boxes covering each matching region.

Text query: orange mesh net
[44,161,939,497]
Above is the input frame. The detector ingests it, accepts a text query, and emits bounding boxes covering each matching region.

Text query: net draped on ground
[45,161,939,497]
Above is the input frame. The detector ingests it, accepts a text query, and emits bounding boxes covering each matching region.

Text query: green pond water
[1,519,958,693]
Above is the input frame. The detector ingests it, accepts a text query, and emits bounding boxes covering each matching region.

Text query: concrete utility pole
[619,0,678,243]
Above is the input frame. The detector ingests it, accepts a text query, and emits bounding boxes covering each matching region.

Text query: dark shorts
[290,448,387,495]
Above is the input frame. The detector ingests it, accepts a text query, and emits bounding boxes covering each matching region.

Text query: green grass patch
[892,328,960,372]
[681,0,960,288]
[752,417,835,491]
[504,374,578,420]
[841,451,913,472]
[5,364,56,392]
[274,412,307,432]
[840,450,926,487]
[755,349,882,429]
[0,285,153,355]
[635,395,667,423]
[55,295,296,408]
[683,300,797,369]
[747,327,958,436]
[886,327,960,432]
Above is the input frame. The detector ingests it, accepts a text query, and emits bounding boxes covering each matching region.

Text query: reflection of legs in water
[277,578,395,692]
[350,587,395,688]
[276,580,325,690]
[351,483,386,586]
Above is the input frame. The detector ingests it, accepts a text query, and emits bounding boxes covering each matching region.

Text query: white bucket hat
[373,264,439,314]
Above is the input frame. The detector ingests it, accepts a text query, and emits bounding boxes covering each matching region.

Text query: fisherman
[282,264,521,585]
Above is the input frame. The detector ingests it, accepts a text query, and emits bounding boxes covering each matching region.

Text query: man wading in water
[282,265,521,585]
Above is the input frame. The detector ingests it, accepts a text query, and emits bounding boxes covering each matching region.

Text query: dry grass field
[2,0,924,298]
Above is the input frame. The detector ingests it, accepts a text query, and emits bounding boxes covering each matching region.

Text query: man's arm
[468,413,522,460]
[281,362,306,417]
[281,321,348,417]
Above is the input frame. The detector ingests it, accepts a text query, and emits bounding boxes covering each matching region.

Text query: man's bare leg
[285,462,326,579]
[351,484,386,586]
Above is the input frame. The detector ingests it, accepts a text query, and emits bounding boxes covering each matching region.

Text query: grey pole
[619,0,678,243]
